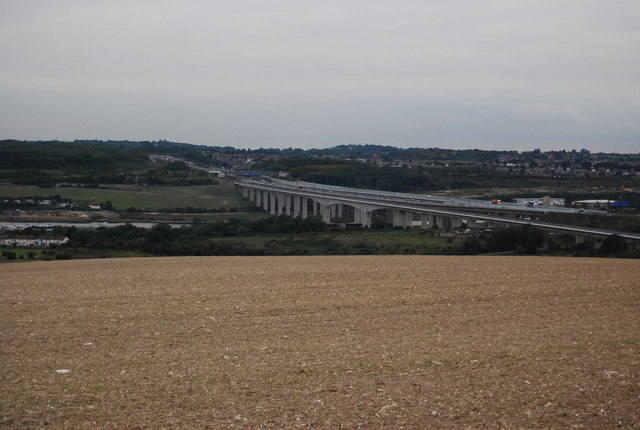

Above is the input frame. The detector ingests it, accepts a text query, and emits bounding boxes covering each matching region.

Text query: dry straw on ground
[1,256,639,428]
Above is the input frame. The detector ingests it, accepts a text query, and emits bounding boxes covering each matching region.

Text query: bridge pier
[392,210,401,227]
[321,202,331,224]
[420,213,430,229]
[358,208,372,227]
[430,215,453,230]
[293,195,301,217]
[270,192,276,215]
[280,193,288,215]
[431,215,442,229]
[354,207,362,224]
[285,194,292,216]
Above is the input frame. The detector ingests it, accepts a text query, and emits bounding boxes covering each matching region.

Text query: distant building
[0,237,69,247]
[572,200,631,210]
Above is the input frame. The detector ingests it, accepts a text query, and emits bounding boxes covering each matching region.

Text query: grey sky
[1,0,639,152]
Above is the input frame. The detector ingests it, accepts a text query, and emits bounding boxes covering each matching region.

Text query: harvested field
[1,256,639,429]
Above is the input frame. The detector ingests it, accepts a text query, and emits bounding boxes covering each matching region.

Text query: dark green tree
[599,234,627,256]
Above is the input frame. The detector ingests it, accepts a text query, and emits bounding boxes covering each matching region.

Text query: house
[0,236,69,248]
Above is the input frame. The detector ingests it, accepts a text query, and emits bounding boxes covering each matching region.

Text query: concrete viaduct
[235,179,640,245]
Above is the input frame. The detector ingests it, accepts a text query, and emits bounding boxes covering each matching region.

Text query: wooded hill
[1,140,638,198]
[0,140,217,187]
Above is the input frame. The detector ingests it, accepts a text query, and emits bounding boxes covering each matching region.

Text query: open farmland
[1,256,639,429]
[0,183,246,211]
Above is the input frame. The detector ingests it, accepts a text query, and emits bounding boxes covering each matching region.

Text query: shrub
[599,234,628,256]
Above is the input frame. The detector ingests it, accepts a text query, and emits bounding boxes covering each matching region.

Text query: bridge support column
[301,197,308,219]
[393,210,412,228]
[321,202,331,224]
[285,194,291,216]
[312,201,318,216]
[360,208,372,228]
[276,193,285,215]
[337,204,343,218]
[420,213,430,229]
[432,215,443,229]
[242,187,249,199]
[255,189,262,208]
[293,195,301,217]
[354,207,362,224]
[405,212,414,228]
[269,192,276,215]
[353,207,371,227]
[392,210,401,227]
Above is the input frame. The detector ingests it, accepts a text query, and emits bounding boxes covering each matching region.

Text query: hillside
[0,140,219,187]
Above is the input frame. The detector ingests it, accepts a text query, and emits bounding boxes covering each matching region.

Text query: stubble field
[1,256,639,429]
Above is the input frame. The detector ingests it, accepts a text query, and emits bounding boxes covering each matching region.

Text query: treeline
[3,221,637,260]
[461,225,635,257]
[0,140,219,187]
[74,139,227,165]
[61,215,327,256]
[0,140,149,171]
[260,157,434,192]
[461,225,545,255]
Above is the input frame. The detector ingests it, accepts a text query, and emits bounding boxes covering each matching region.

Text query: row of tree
[60,215,327,255]
[260,157,436,192]
[3,218,632,259]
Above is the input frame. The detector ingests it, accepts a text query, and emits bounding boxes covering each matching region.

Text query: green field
[209,229,462,255]
[118,211,268,223]
[0,248,47,260]
[0,182,248,210]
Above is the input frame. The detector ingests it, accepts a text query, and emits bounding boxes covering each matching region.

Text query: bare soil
[1,256,639,429]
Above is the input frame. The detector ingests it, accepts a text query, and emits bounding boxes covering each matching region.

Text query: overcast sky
[1,0,639,152]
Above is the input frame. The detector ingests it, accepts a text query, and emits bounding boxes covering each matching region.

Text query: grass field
[0,248,46,259]
[118,211,268,223]
[0,182,247,210]
[210,230,461,255]
[1,256,639,428]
